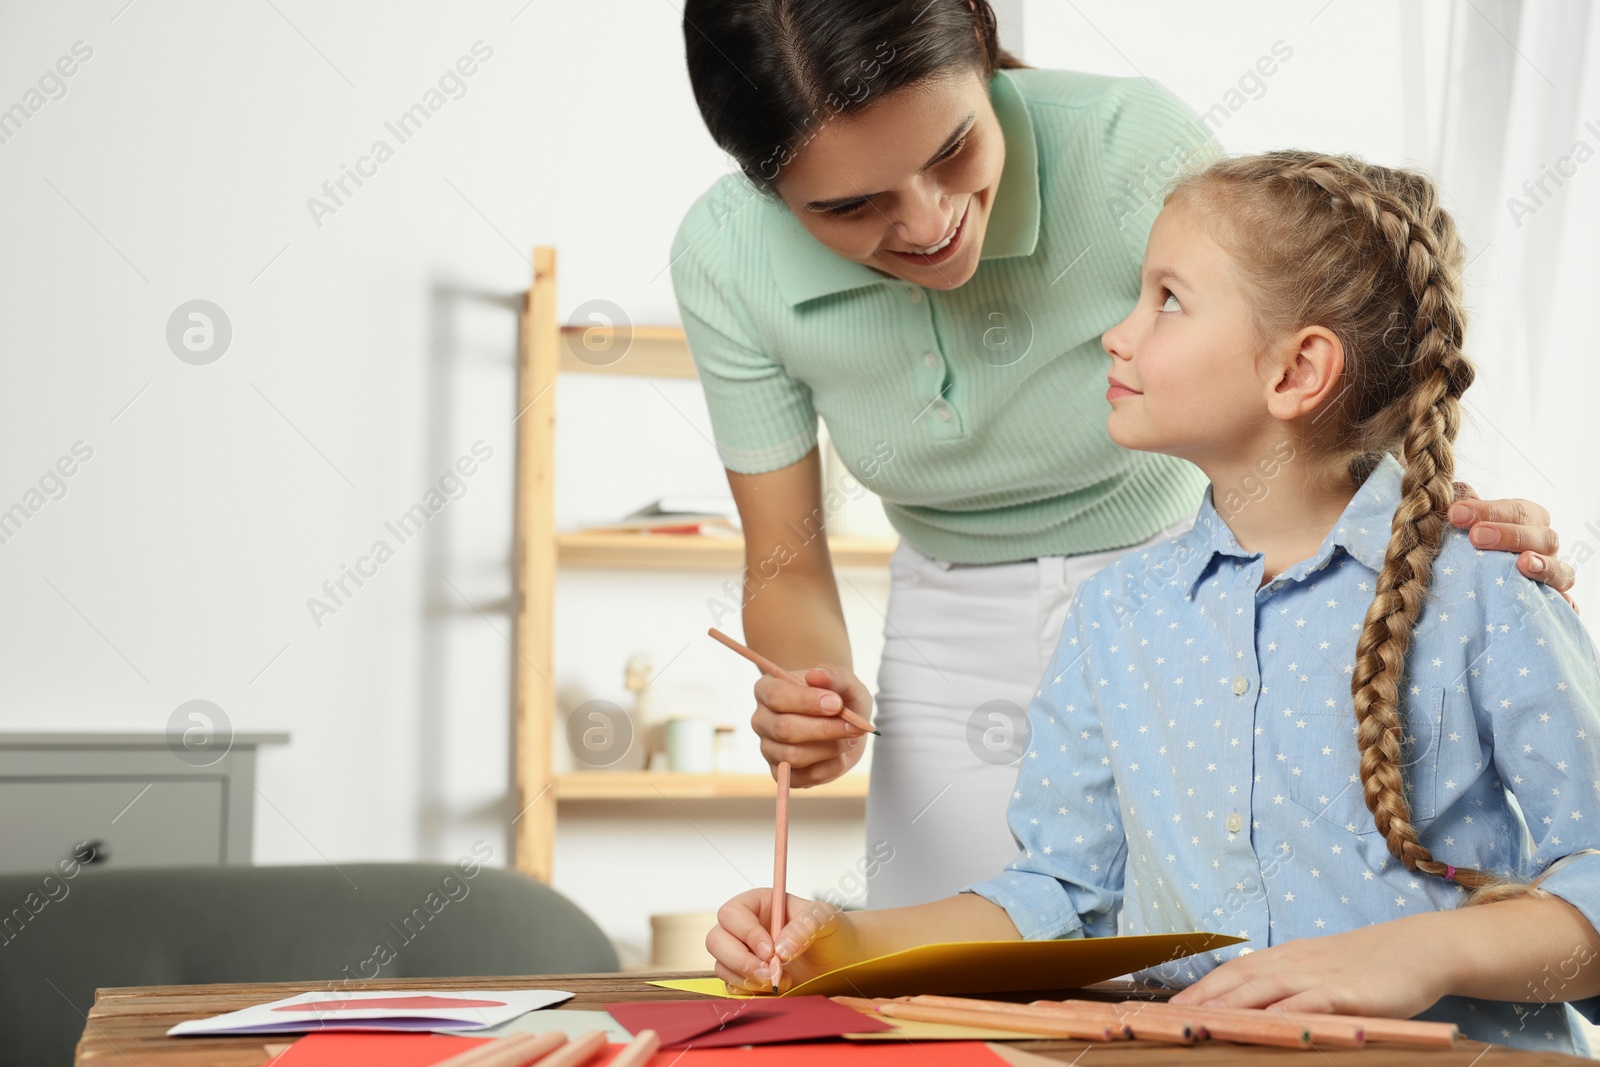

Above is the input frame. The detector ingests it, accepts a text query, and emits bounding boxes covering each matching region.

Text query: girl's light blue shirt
[966,453,1600,1054]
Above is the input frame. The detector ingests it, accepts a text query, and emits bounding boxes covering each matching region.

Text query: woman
[671,0,1574,909]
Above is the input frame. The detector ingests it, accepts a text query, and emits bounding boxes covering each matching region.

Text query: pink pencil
[769,760,791,994]
[707,627,880,735]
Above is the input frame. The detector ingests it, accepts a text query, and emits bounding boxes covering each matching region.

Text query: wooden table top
[77,970,1591,1066]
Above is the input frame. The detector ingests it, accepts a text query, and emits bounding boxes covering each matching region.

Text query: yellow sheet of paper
[644,983,1073,1039]
[649,978,745,997]
[648,931,1242,1001]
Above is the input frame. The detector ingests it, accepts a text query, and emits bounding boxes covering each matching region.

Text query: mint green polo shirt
[670,68,1219,565]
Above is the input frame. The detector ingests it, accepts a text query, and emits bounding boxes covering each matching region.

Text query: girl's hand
[1168,917,1452,1019]
[1451,484,1577,608]
[705,889,861,994]
[751,665,873,787]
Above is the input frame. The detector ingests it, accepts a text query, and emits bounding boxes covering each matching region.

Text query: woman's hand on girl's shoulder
[705,889,862,995]
[1450,483,1577,609]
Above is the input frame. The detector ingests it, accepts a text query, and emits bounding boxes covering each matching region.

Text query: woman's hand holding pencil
[708,628,879,788]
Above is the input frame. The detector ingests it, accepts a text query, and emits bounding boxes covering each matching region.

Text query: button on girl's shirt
[923,350,939,368]
[1226,812,1244,833]
[1232,675,1249,695]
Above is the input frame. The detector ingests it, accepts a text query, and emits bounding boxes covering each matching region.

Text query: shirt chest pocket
[1285,685,1444,836]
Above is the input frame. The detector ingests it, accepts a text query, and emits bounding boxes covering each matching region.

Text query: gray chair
[0,863,619,1067]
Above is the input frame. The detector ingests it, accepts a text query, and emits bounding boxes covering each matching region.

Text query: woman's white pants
[863,517,1196,909]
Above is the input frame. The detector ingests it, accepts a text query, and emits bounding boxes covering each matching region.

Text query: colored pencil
[1024,1000,1194,1044]
[844,992,1448,1051]
[433,1030,566,1067]
[1110,999,1453,1047]
[876,1001,1117,1041]
[1228,1002,1449,1047]
[908,996,1131,1039]
[607,1029,660,1067]
[707,627,880,734]
[1056,1004,1305,1049]
[770,759,790,993]
[1292,1013,1455,1047]
[535,1029,609,1067]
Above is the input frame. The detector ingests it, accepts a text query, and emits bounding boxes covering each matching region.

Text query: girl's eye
[1160,291,1182,313]
[827,200,868,218]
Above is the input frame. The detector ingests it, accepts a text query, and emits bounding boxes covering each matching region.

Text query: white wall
[2,0,1591,970]
[0,0,887,968]
[1024,0,1436,161]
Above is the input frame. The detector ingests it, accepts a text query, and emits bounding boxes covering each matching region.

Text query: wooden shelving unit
[512,247,891,882]
[556,531,894,570]
[556,772,870,801]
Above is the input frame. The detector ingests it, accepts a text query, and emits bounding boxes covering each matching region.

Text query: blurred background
[1,0,1596,972]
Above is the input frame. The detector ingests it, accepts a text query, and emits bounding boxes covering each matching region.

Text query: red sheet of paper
[602,998,776,1045]
[264,1032,489,1066]
[590,1042,1009,1066]
[268,1034,1007,1067]
[603,996,892,1049]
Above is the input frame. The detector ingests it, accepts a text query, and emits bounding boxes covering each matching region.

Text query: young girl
[704,150,1600,1054]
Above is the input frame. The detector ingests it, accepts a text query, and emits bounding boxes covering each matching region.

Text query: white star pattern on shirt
[964,455,1600,1055]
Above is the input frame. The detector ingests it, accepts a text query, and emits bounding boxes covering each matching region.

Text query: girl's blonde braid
[1280,157,1489,887]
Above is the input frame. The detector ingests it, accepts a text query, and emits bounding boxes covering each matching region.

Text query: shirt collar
[1172,453,1406,597]
[769,68,1043,307]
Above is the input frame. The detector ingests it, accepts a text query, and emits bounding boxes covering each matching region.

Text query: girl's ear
[1266,326,1345,423]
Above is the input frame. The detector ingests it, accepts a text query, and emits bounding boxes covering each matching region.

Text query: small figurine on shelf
[624,652,654,720]
[624,652,665,771]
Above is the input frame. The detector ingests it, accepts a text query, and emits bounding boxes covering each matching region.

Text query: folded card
[649,931,1243,1000]
[168,988,573,1036]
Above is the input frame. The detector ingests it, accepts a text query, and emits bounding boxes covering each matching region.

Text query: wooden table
[77,970,1591,1066]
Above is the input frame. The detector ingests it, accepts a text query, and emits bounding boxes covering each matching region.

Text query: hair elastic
[1444,865,1456,881]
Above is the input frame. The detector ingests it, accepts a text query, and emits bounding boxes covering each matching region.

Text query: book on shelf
[575,497,742,537]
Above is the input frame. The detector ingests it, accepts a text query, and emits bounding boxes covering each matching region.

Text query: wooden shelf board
[559,325,695,378]
[556,531,897,570]
[556,771,869,800]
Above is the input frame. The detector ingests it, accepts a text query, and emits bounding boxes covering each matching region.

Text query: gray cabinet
[0,733,288,874]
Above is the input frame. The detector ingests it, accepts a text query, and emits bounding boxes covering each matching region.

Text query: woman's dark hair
[683,0,1027,192]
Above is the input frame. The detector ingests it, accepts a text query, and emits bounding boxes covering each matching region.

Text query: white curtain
[1433,0,1600,616]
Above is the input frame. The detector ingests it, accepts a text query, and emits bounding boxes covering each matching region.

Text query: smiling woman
[671,0,1578,917]
[686,1,1019,290]
[779,77,999,280]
